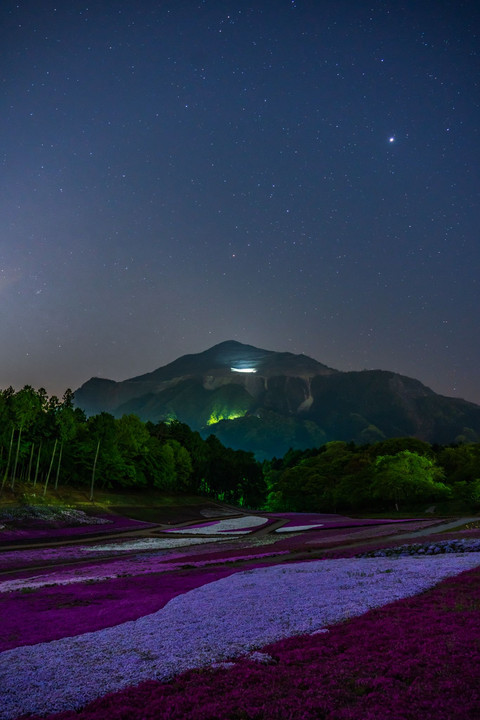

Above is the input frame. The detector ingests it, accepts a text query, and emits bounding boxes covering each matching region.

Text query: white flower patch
[83,537,224,552]
[0,538,226,593]
[166,515,268,535]
[275,524,324,533]
[247,651,276,664]
[2,554,480,720]
[0,572,116,593]
[0,548,291,594]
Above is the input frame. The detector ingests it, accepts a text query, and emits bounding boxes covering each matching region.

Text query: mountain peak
[134,340,335,381]
[74,341,480,457]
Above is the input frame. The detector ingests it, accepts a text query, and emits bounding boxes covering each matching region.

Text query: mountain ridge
[74,341,480,458]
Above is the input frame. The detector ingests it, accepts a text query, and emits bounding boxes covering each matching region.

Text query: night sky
[1,1,479,404]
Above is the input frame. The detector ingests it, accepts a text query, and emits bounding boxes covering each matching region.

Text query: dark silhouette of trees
[2,385,480,512]
[371,450,450,511]
[0,387,264,506]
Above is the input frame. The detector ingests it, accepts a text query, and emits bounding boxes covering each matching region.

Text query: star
[0,1,478,407]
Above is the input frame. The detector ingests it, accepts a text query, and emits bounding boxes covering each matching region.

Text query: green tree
[116,414,150,456]
[149,420,209,493]
[371,450,449,511]
[115,414,151,487]
[264,442,360,512]
[74,413,128,489]
[269,464,311,511]
[54,404,79,489]
[370,437,433,459]
[153,443,177,490]
[168,440,193,490]
[469,478,480,509]
[10,386,43,490]
[437,444,480,485]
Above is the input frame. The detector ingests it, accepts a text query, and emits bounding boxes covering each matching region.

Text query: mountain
[74,340,480,458]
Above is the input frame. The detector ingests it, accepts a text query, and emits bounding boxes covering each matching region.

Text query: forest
[1,386,480,514]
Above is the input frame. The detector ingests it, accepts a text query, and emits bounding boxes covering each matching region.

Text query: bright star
[389,137,395,143]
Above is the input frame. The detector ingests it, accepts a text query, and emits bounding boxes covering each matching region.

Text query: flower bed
[305,520,441,545]
[0,545,289,594]
[31,565,480,720]
[157,543,289,566]
[0,519,451,573]
[0,537,233,589]
[3,511,480,719]
[359,537,480,557]
[0,506,108,528]
[2,554,480,719]
[0,544,117,571]
[81,535,225,552]
[0,512,154,544]
[0,565,244,652]
[268,512,430,526]
[164,515,269,534]
[274,520,326,531]
[0,540,221,574]
[324,529,480,560]
[251,521,436,555]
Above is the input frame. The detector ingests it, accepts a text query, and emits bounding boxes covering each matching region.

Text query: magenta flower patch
[165,515,268,534]
[0,513,154,544]
[0,565,241,652]
[2,554,480,719]
[17,566,480,720]
[268,512,439,530]
[3,511,480,720]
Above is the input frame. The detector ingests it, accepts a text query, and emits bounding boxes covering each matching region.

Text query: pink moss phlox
[259,522,420,554]
[0,544,132,571]
[0,556,283,652]
[3,554,480,720]
[0,565,244,651]
[1,538,288,588]
[163,519,220,531]
[267,512,434,530]
[324,530,480,559]
[164,515,269,534]
[23,567,480,720]
[0,513,154,545]
[160,545,289,565]
[2,550,291,593]
[218,517,275,533]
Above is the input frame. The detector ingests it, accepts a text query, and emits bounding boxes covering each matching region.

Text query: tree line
[0,386,264,507]
[1,386,480,513]
[264,437,480,512]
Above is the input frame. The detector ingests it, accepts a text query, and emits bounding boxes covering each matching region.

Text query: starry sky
[1,0,479,404]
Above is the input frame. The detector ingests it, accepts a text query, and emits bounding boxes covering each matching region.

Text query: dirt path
[387,517,478,538]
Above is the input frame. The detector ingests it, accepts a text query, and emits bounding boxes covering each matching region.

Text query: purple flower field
[0,565,244,652]
[29,566,480,720]
[0,510,155,543]
[1,509,480,720]
[266,512,433,531]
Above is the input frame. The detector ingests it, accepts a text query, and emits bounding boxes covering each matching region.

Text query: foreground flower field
[1,508,480,719]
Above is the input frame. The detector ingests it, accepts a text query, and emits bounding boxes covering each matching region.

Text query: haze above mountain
[74,340,480,459]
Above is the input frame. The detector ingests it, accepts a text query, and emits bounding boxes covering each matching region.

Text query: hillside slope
[74,341,480,457]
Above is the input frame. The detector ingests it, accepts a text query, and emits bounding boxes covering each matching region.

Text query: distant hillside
[74,340,480,458]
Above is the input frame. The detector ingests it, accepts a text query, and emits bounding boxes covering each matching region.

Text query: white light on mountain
[231,367,257,373]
